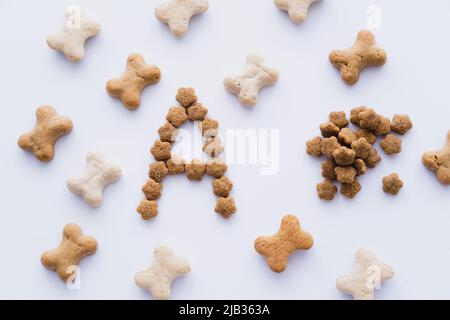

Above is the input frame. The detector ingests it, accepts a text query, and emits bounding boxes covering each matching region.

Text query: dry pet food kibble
[254,215,313,273]
[135,246,191,300]
[186,159,206,181]
[67,152,122,208]
[106,53,161,110]
[41,224,97,282]
[142,179,162,200]
[380,134,402,155]
[329,30,387,85]
[215,197,236,219]
[316,180,337,201]
[47,5,101,62]
[155,0,209,37]
[224,54,279,106]
[336,248,394,300]
[151,140,172,161]
[382,173,404,195]
[390,114,413,135]
[149,161,169,183]
[274,0,320,23]
[422,131,450,184]
[18,105,73,162]
[137,200,158,220]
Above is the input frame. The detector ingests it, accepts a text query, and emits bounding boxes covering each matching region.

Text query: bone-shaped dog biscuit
[422,131,450,184]
[155,0,209,37]
[47,5,101,62]
[106,53,161,110]
[135,246,191,300]
[336,248,394,300]
[254,214,313,273]
[41,224,97,282]
[224,54,279,107]
[67,152,122,207]
[18,105,73,162]
[275,0,320,23]
[329,30,387,85]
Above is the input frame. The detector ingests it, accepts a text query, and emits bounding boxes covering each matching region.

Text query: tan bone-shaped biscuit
[422,131,450,184]
[336,248,394,300]
[18,105,73,162]
[67,152,122,207]
[329,30,387,85]
[275,0,320,23]
[41,224,97,282]
[254,214,313,272]
[106,53,161,110]
[135,246,191,300]
[155,0,209,37]
[224,54,279,107]
[47,5,101,62]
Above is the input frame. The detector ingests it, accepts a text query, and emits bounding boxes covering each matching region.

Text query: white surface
[0,0,450,300]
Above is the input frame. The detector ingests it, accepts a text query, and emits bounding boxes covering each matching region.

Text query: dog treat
[391,114,413,135]
[336,248,394,300]
[422,131,450,184]
[380,134,402,155]
[47,5,101,62]
[320,122,340,138]
[155,0,209,37]
[274,0,320,23]
[212,176,233,197]
[382,173,403,195]
[335,166,357,184]
[353,159,367,176]
[203,137,224,157]
[186,159,206,181]
[187,103,208,121]
[151,140,172,161]
[206,158,227,178]
[106,53,161,110]
[338,128,357,146]
[41,224,97,282]
[142,179,162,200]
[321,159,337,180]
[135,246,191,300]
[166,154,186,174]
[340,179,361,199]
[215,197,236,218]
[351,138,372,160]
[67,152,122,208]
[166,107,188,128]
[158,122,179,143]
[316,180,337,201]
[321,136,341,157]
[149,161,169,183]
[329,111,349,129]
[137,200,158,220]
[329,30,387,85]
[18,105,73,162]
[306,136,323,157]
[176,87,197,107]
[254,215,313,273]
[333,146,355,166]
[224,54,279,106]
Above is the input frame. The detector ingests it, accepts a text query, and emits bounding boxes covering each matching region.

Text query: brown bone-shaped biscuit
[17,105,73,162]
[254,214,313,272]
[329,30,387,85]
[106,53,161,110]
[41,224,97,282]
[422,131,450,184]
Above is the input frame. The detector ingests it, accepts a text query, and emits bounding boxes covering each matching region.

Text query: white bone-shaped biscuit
[135,246,191,300]
[47,5,101,62]
[224,54,279,107]
[155,0,209,37]
[336,248,394,300]
[275,0,320,23]
[67,152,121,208]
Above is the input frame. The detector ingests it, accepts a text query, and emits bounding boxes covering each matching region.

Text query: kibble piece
[200,117,219,137]
[321,159,337,180]
[158,122,178,143]
[333,146,356,166]
[350,106,368,125]
[137,200,158,220]
[142,179,162,200]
[306,136,323,157]
[335,166,357,184]
[391,114,412,135]
[187,103,208,121]
[150,140,172,161]
[206,158,227,178]
[340,179,362,199]
[353,159,367,176]
[203,137,224,157]
[321,136,341,157]
[166,154,186,174]
[355,128,377,145]
[212,176,233,197]
[374,116,391,136]
[320,122,340,138]
[380,134,402,155]
[338,128,357,146]
[215,197,236,218]
[329,111,349,128]
[382,173,404,195]
[166,106,187,128]
[365,148,381,168]
[186,159,206,181]
[176,87,197,107]
[316,180,338,201]
[149,161,169,182]
[422,131,450,184]
[358,108,380,131]
[351,137,372,159]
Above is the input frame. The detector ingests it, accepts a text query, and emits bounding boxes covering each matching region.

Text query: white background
[0,0,450,300]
